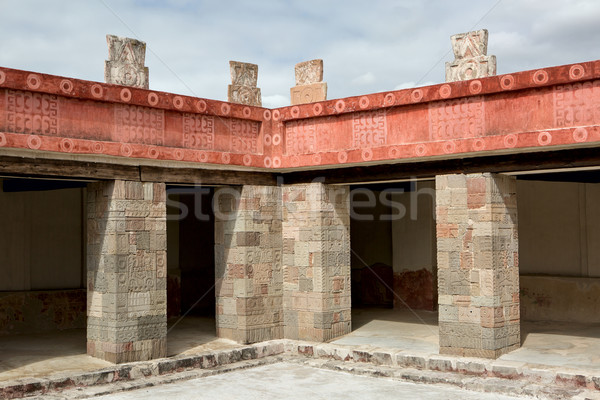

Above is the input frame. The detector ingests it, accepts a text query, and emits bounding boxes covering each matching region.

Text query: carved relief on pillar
[104,35,149,89]
[445,29,496,82]
[228,61,262,106]
[290,59,327,105]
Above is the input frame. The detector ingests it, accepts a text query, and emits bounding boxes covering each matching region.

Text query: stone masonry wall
[282,183,351,341]
[436,173,519,358]
[87,181,167,363]
[214,185,283,343]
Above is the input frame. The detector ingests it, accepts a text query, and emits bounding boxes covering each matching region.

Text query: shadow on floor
[0,328,111,381]
[0,316,235,382]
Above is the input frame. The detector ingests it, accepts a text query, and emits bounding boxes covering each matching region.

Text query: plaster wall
[391,181,437,310]
[349,182,436,310]
[517,179,600,322]
[350,190,392,269]
[0,289,86,336]
[0,181,83,291]
[517,180,600,277]
[520,275,600,323]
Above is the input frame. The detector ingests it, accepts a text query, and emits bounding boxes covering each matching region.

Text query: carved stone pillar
[282,183,351,341]
[214,185,283,343]
[436,173,520,358]
[228,61,262,106]
[445,29,496,82]
[290,59,327,105]
[104,35,149,89]
[87,180,167,363]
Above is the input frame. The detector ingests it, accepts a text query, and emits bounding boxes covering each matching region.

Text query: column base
[87,338,166,364]
[440,344,520,359]
[216,326,283,345]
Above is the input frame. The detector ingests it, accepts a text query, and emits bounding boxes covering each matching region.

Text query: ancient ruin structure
[104,35,149,89]
[228,61,261,106]
[1,31,599,365]
[445,29,496,82]
[290,59,327,105]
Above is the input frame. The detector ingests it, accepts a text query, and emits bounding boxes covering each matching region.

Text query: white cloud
[394,81,436,91]
[352,72,375,86]
[394,82,417,91]
[262,94,289,109]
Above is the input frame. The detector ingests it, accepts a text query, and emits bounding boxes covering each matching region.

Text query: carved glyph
[290,59,327,105]
[228,61,261,106]
[445,29,496,82]
[104,35,149,89]
[295,59,323,85]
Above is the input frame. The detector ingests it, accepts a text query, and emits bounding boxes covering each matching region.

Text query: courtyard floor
[1,309,599,383]
[335,308,600,371]
[88,361,531,400]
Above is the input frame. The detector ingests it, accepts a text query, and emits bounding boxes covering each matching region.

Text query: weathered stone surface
[104,35,149,89]
[87,180,167,363]
[282,183,351,341]
[445,29,496,82]
[290,82,327,105]
[436,173,519,358]
[228,85,262,107]
[290,59,327,105]
[230,61,258,87]
[214,185,282,343]
[228,61,261,106]
[295,59,323,86]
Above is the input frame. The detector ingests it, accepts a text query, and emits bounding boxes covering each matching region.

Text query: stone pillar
[104,35,149,89]
[214,185,282,343]
[228,61,261,106]
[282,183,351,341]
[87,181,167,363]
[445,29,496,82]
[436,173,519,358]
[290,59,327,105]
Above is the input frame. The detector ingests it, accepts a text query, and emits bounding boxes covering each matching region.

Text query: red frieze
[0,60,600,170]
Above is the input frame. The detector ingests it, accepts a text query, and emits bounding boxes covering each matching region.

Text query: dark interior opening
[166,186,216,318]
[349,180,437,312]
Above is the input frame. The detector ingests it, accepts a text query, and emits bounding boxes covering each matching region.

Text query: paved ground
[332,308,439,352]
[333,308,600,371]
[2,309,600,382]
[90,361,531,400]
[0,316,237,382]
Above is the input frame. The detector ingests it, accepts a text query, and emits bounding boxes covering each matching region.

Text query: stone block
[228,61,261,106]
[295,59,323,85]
[228,85,261,106]
[445,29,496,82]
[290,82,327,105]
[104,35,149,89]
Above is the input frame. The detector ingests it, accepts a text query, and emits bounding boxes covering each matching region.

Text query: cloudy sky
[1,0,599,107]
